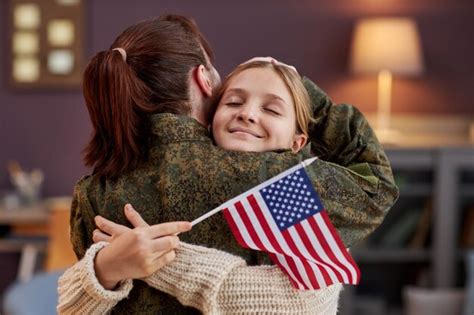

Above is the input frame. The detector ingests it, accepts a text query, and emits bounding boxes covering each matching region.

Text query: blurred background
[0,0,473,314]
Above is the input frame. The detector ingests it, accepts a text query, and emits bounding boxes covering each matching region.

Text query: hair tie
[112,47,127,62]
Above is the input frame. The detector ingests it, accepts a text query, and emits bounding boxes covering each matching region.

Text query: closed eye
[226,102,242,106]
[264,107,281,115]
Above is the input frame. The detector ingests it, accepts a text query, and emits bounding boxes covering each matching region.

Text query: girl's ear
[291,134,308,153]
[194,65,213,97]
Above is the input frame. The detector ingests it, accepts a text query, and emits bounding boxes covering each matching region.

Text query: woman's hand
[93,205,191,290]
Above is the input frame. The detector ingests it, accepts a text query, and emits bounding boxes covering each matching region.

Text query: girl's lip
[229,127,262,138]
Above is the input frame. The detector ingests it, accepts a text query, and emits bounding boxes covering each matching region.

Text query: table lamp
[350,17,424,143]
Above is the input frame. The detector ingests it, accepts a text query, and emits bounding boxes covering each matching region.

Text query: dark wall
[1,0,473,196]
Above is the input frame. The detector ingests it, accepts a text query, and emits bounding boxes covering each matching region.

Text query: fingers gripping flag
[221,158,360,290]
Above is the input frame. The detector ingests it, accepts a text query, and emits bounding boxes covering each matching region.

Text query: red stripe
[320,211,361,284]
[294,222,344,283]
[247,195,285,253]
[248,195,317,289]
[222,207,249,250]
[271,253,311,290]
[308,214,356,284]
[268,253,304,290]
[234,200,267,251]
[281,228,326,288]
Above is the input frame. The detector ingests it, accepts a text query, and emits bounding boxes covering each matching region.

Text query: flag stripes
[223,190,360,290]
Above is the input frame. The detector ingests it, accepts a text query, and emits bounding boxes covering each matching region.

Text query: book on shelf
[460,205,474,248]
[408,199,433,249]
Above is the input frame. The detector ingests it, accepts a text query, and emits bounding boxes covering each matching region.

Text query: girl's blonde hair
[212,60,315,138]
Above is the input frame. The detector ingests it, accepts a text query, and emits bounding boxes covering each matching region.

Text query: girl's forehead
[224,67,293,102]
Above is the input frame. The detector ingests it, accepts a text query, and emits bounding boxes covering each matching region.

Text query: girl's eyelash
[265,108,280,115]
[226,102,242,106]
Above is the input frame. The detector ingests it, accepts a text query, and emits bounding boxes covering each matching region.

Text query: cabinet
[340,147,474,315]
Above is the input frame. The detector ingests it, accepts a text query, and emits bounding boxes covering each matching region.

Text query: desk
[0,202,50,282]
[0,203,49,225]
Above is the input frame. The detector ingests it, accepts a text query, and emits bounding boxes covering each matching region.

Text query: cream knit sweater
[57,242,341,314]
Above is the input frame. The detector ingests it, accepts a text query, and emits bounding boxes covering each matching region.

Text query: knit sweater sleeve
[57,242,133,315]
[145,242,342,315]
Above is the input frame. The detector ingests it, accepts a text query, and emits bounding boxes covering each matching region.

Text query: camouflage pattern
[70,79,398,314]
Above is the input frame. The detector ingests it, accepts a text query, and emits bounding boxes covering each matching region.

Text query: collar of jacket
[149,113,212,145]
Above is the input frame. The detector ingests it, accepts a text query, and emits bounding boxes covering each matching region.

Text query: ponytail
[82,15,215,180]
[82,49,155,180]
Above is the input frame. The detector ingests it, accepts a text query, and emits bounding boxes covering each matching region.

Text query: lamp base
[374,128,403,146]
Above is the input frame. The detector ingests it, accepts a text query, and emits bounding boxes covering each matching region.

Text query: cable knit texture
[57,242,133,314]
[146,242,341,315]
[57,242,340,315]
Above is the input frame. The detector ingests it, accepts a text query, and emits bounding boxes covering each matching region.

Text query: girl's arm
[57,241,341,315]
[145,242,341,315]
[57,242,133,315]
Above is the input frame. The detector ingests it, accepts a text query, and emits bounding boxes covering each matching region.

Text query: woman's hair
[83,15,215,180]
[211,61,314,138]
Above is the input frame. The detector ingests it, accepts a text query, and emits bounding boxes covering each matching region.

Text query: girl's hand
[92,204,149,243]
[92,205,191,290]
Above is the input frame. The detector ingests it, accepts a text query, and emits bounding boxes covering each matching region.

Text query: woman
[58,14,398,314]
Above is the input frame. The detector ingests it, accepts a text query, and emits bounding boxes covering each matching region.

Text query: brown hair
[211,61,314,138]
[83,15,215,180]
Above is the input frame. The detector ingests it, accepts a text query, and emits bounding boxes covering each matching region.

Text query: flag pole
[191,157,318,227]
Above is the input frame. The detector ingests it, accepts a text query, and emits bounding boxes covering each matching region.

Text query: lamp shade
[350,18,424,76]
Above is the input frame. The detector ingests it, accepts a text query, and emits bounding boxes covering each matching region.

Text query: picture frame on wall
[8,0,85,89]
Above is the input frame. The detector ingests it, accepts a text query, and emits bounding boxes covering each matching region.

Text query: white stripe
[240,197,277,253]
[287,226,340,284]
[227,203,259,250]
[315,215,359,283]
[273,253,305,290]
[300,218,350,283]
[289,254,318,289]
[304,257,337,289]
[253,194,299,258]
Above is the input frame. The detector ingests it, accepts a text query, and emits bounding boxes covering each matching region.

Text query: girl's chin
[217,139,262,152]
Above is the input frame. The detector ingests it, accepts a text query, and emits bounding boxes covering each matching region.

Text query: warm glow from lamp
[350,18,424,143]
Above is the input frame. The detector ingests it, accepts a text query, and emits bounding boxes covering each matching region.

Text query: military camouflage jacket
[70,79,398,314]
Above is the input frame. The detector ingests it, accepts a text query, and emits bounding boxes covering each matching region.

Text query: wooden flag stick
[191,157,317,227]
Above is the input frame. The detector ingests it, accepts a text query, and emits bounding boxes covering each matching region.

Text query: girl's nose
[237,104,258,123]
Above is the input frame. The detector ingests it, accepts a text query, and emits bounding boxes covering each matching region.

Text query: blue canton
[260,168,323,231]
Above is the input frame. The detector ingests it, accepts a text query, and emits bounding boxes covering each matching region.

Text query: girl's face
[212,67,306,153]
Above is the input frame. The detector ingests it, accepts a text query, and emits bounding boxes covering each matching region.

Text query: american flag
[221,157,360,290]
